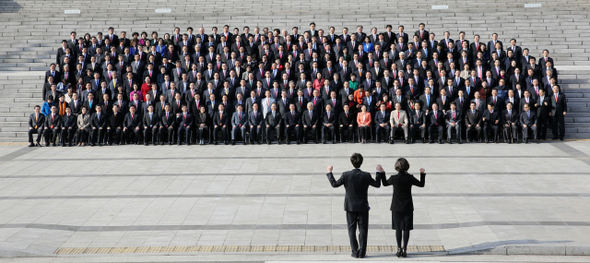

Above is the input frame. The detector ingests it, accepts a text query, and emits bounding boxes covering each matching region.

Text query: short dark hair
[395,158,410,173]
[350,153,363,168]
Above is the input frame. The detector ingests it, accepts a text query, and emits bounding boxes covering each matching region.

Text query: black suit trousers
[347,211,369,257]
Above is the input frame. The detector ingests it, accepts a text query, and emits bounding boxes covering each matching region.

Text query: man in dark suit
[409,101,426,143]
[550,85,567,141]
[502,102,519,144]
[445,102,461,144]
[321,104,337,143]
[60,107,77,147]
[28,105,45,147]
[248,103,264,144]
[142,104,160,145]
[212,103,229,144]
[520,103,537,143]
[265,103,282,144]
[90,105,107,146]
[326,153,381,259]
[177,105,193,145]
[428,103,444,143]
[107,104,125,145]
[339,104,355,143]
[482,103,500,143]
[43,105,61,146]
[160,104,176,144]
[284,103,301,144]
[231,104,248,145]
[302,102,320,143]
[123,105,142,144]
[465,102,483,142]
[374,104,391,143]
[534,88,551,140]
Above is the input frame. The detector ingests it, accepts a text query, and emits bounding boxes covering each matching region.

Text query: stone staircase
[0,0,589,142]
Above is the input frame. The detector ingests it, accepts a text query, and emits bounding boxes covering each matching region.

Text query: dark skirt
[392,211,413,230]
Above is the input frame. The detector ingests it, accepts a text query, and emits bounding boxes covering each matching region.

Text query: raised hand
[420,168,425,174]
[376,164,384,173]
[327,165,333,173]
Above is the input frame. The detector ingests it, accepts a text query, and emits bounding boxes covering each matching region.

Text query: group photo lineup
[32,22,567,147]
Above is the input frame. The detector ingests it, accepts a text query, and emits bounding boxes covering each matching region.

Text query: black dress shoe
[396,247,402,258]
[535,139,539,143]
[351,252,359,258]
[429,140,434,144]
[296,141,300,145]
[29,143,35,147]
[286,141,290,145]
[231,141,236,145]
[401,248,407,257]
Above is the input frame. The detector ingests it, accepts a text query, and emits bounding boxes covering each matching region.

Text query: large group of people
[30,22,568,147]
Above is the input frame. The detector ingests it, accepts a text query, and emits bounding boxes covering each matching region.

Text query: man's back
[327,169,380,211]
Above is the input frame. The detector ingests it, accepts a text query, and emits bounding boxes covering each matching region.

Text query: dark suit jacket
[142,112,160,128]
[213,110,229,126]
[44,113,61,129]
[483,110,500,125]
[177,112,193,127]
[322,110,337,126]
[29,113,45,129]
[550,93,567,116]
[429,110,444,126]
[284,110,301,126]
[409,109,426,126]
[503,109,519,125]
[519,110,536,126]
[465,110,482,127]
[91,112,108,129]
[327,169,381,212]
[302,110,320,127]
[265,111,282,127]
[160,111,176,128]
[339,111,355,127]
[108,111,125,129]
[123,112,141,129]
[379,171,425,212]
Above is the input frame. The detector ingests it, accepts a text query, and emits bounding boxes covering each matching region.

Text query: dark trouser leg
[177,127,185,144]
[251,126,261,142]
[43,129,51,145]
[91,128,98,144]
[396,229,403,248]
[554,115,565,139]
[152,126,158,144]
[284,126,292,142]
[346,211,359,256]
[144,127,152,144]
[134,128,142,143]
[357,210,369,257]
[52,128,60,144]
[168,127,175,143]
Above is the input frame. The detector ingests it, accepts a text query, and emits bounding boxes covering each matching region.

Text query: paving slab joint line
[451,245,590,256]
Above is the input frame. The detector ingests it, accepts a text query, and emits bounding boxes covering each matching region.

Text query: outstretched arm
[412,168,426,187]
[376,164,389,187]
[326,166,344,188]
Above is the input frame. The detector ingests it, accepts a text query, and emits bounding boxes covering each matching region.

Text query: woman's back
[383,172,425,212]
